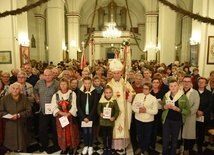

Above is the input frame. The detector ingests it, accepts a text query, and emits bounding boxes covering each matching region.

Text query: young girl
[77,76,99,155]
[98,85,119,155]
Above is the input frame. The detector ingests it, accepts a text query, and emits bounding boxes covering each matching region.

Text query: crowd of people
[0,58,213,155]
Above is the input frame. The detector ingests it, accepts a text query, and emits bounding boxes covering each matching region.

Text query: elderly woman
[51,78,79,155]
[0,82,31,152]
[162,79,191,155]
[17,71,36,144]
[17,71,35,105]
[132,83,158,155]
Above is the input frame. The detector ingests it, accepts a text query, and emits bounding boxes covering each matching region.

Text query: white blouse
[132,93,158,122]
[51,89,77,117]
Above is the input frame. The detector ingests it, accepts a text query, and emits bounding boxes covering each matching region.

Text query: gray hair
[17,71,27,77]
[8,82,23,94]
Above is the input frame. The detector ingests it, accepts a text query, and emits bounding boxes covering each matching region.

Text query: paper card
[157,99,162,109]
[2,114,13,119]
[103,107,112,119]
[196,116,204,122]
[135,102,141,109]
[59,116,69,128]
[166,100,175,106]
[81,121,93,127]
[45,103,52,114]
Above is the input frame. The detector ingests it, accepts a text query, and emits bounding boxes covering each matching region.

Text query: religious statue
[31,34,36,48]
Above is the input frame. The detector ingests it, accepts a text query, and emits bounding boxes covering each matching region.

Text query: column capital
[66,12,81,19]
[145,11,159,17]
[138,23,145,26]
[34,14,46,20]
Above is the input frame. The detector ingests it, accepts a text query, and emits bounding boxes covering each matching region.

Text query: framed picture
[20,45,30,66]
[190,44,199,67]
[207,36,214,64]
[0,51,12,64]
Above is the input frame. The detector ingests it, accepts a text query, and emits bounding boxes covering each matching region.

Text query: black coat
[197,89,213,121]
[76,89,99,122]
[26,74,39,87]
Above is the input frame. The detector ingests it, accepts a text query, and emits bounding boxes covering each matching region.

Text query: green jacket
[162,93,191,124]
[97,99,119,127]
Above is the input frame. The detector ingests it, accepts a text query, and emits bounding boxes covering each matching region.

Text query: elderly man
[107,59,135,153]
[24,64,39,86]
[34,69,59,152]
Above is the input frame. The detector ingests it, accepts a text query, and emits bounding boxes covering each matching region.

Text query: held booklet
[59,116,69,128]
[2,114,13,119]
[103,107,112,119]
[45,103,52,115]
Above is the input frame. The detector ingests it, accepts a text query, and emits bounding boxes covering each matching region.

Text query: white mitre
[109,59,123,72]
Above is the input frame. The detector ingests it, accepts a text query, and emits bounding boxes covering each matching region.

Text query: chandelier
[102,21,121,38]
[102,0,121,38]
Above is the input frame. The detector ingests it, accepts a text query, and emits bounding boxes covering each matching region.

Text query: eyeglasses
[143,88,149,90]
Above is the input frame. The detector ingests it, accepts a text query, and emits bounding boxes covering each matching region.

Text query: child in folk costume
[98,85,119,155]
[51,78,79,155]
[77,76,99,155]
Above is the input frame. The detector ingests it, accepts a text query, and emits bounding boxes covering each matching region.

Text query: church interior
[0,0,214,155]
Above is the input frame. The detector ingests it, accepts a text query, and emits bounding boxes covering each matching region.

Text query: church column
[47,0,65,64]
[94,44,102,60]
[16,0,29,68]
[145,12,158,61]
[192,0,210,76]
[158,0,177,65]
[181,16,192,63]
[35,14,46,62]
[138,23,145,53]
[67,13,80,60]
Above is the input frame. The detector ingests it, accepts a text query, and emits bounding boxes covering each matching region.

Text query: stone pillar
[158,0,177,65]
[94,44,102,60]
[47,0,65,65]
[192,0,208,76]
[145,12,158,61]
[67,13,80,60]
[181,16,192,63]
[138,23,145,54]
[35,14,46,62]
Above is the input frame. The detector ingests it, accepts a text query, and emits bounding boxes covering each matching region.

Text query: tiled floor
[1,136,214,155]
